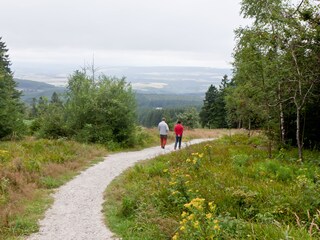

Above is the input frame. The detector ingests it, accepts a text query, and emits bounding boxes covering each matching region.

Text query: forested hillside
[16,79,204,128]
[136,92,203,109]
[15,79,65,104]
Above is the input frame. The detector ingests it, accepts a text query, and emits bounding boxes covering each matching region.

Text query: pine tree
[0,37,24,139]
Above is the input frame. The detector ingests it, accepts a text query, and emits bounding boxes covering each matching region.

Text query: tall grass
[103,133,320,239]
[0,137,107,239]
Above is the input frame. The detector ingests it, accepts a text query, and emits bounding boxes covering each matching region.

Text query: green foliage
[0,38,25,139]
[138,107,196,128]
[120,196,138,218]
[104,133,320,239]
[200,75,230,129]
[230,0,320,158]
[30,69,138,147]
[63,70,137,146]
[176,107,200,129]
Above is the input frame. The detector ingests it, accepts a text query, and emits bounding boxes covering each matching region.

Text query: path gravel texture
[27,139,213,240]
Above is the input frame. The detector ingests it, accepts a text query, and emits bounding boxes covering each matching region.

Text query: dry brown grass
[183,128,247,140]
[0,138,108,237]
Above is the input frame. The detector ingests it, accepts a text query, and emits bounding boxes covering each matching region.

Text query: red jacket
[174,123,184,136]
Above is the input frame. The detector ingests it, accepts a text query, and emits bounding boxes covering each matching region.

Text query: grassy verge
[0,137,108,239]
[103,133,320,239]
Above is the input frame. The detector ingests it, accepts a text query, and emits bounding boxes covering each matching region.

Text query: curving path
[27,139,213,240]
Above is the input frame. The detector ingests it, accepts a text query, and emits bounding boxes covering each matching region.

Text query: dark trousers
[174,135,182,149]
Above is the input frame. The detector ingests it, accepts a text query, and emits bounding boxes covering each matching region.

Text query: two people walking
[158,118,184,150]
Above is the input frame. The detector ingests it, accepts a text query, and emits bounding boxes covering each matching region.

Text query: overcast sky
[1,0,250,80]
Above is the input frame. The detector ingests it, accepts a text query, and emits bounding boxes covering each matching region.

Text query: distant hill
[15,78,204,109]
[102,66,231,94]
[15,66,231,94]
[15,79,65,104]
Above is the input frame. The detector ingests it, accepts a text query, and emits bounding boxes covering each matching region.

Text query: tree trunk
[278,83,285,145]
[296,107,303,160]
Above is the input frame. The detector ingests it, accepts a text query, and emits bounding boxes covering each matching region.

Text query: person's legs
[178,136,182,149]
[160,135,164,148]
[163,135,167,148]
[160,135,167,148]
[174,135,179,149]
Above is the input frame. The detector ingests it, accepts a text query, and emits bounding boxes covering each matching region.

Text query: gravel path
[26,139,213,240]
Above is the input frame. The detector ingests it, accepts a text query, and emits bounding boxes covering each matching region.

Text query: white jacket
[158,121,169,135]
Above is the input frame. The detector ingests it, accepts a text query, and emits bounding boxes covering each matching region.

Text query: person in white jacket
[158,117,169,149]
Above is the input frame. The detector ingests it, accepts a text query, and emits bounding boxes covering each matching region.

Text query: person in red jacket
[174,120,184,150]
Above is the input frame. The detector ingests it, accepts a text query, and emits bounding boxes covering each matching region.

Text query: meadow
[103,133,320,239]
[0,128,229,239]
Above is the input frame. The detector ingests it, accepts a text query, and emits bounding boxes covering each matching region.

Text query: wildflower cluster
[164,146,221,239]
[167,169,194,207]
[172,198,220,240]
[186,152,204,170]
[166,150,207,207]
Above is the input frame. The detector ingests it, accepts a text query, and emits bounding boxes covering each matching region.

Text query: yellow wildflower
[184,203,191,208]
[187,214,195,220]
[208,201,215,211]
[181,211,188,218]
[206,213,212,219]
[180,219,187,224]
[193,220,200,228]
[172,233,179,240]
